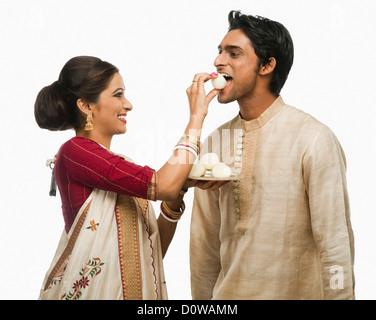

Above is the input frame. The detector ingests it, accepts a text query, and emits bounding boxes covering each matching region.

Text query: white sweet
[212,163,232,178]
[189,162,206,177]
[211,73,227,89]
[200,153,220,170]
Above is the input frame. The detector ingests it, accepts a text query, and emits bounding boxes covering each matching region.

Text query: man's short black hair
[228,10,294,96]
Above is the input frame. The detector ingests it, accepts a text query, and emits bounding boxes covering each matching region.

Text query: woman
[35,56,220,300]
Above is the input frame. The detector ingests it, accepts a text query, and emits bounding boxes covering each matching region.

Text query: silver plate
[188,172,241,181]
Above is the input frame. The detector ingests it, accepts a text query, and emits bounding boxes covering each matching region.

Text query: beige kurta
[190,96,355,300]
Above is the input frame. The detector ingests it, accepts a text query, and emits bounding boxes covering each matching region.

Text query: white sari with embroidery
[39,188,167,300]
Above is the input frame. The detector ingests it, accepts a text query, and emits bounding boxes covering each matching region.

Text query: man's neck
[238,91,278,121]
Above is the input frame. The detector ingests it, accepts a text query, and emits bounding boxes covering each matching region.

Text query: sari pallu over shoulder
[39,189,167,300]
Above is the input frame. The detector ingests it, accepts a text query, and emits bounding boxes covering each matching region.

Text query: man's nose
[214,53,227,68]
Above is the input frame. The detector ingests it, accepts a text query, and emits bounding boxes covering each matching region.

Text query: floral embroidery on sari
[44,200,92,292]
[86,219,99,231]
[60,258,104,300]
[46,256,70,289]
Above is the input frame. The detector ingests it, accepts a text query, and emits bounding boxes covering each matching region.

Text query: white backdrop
[0,0,375,300]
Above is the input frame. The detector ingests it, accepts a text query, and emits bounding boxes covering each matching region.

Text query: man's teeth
[221,74,232,80]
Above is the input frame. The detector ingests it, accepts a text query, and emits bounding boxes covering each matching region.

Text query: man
[190,10,355,300]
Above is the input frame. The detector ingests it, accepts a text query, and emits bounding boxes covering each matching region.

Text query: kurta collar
[240,96,285,131]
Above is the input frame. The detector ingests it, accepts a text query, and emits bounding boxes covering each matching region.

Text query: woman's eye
[114,92,123,98]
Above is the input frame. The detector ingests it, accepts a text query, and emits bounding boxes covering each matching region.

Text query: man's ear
[76,98,92,116]
[259,57,276,76]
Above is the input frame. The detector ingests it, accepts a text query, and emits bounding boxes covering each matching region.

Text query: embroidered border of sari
[39,189,167,300]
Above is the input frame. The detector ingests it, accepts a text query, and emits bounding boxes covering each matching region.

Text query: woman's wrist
[190,112,206,121]
[185,114,205,135]
[161,197,186,223]
[188,113,206,125]
[165,192,185,211]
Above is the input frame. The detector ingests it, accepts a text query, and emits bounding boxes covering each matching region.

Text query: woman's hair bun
[34,56,119,132]
[34,81,73,131]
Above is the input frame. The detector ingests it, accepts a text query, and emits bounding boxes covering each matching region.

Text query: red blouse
[54,137,156,233]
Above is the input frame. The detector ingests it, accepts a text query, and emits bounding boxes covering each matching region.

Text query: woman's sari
[39,188,167,300]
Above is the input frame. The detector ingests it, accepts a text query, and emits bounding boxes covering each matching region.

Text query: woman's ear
[259,57,277,76]
[76,98,92,116]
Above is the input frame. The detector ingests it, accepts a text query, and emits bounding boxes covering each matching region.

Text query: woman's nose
[123,98,133,111]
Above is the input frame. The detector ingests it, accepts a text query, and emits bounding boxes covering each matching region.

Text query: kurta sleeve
[61,137,157,201]
[190,186,221,300]
[303,126,355,299]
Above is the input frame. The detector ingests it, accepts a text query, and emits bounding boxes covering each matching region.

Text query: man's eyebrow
[218,45,244,52]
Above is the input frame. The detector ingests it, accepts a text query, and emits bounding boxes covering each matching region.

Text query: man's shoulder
[279,104,340,150]
[281,104,332,132]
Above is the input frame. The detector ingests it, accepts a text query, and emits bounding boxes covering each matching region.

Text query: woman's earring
[85,113,93,131]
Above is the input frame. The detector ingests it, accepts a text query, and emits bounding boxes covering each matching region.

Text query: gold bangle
[178,135,201,155]
[179,188,188,196]
[161,200,185,220]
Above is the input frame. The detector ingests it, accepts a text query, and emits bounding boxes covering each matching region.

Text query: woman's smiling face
[91,72,133,137]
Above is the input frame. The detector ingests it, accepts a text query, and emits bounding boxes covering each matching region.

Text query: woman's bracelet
[179,188,188,196]
[160,210,180,223]
[173,134,201,159]
[160,200,186,222]
[173,144,198,159]
[180,134,201,151]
